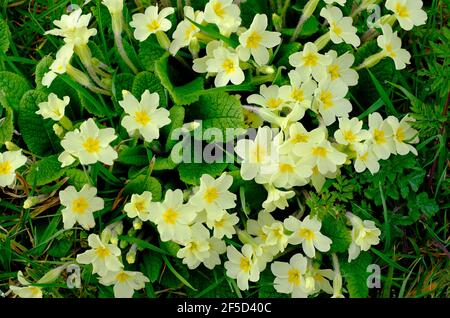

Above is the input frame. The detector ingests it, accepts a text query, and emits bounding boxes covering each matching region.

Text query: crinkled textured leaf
[18,90,60,156]
[118,145,150,166]
[124,175,162,201]
[162,105,185,152]
[0,71,31,112]
[26,155,67,186]
[142,252,163,283]
[138,37,167,72]
[178,162,228,185]
[0,18,10,54]
[0,105,13,145]
[188,92,244,141]
[321,215,352,253]
[132,71,167,107]
[113,73,134,101]
[65,169,90,191]
[340,252,372,298]
[153,156,178,171]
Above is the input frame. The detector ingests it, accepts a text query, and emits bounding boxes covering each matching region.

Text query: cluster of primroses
[4,0,426,298]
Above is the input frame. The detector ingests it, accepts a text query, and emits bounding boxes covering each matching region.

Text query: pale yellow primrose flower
[9,271,43,298]
[59,185,104,230]
[385,0,427,31]
[36,93,70,121]
[99,270,149,298]
[334,117,370,146]
[284,215,332,258]
[285,69,317,105]
[271,253,310,298]
[261,217,289,252]
[247,84,291,112]
[45,8,97,46]
[289,42,332,81]
[263,153,312,189]
[347,212,381,262]
[299,139,347,175]
[307,263,334,295]
[235,126,280,182]
[204,0,241,36]
[323,50,359,86]
[313,78,352,126]
[0,150,27,187]
[148,189,197,243]
[206,211,239,239]
[206,46,245,87]
[324,0,346,5]
[124,191,153,222]
[59,118,118,166]
[237,14,281,65]
[189,172,237,222]
[130,5,175,42]
[224,244,260,291]
[119,90,171,142]
[320,6,360,47]
[367,112,395,160]
[377,24,411,70]
[42,44,74,87]
[169,6,204,55]
[76,234,123,276]
[262,184,295,213]
[354,142,380,174]
[387,115,419,156]
[192,40,221,73]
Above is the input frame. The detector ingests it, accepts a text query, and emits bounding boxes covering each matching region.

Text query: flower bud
[156,31,171,51]
[133,218,143,230]
[52,124,64,138]
[23,196,40,209]
[5,141,20,151]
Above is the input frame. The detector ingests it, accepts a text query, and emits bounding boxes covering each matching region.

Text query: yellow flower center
[331,22,343,36]
[222,58,236,74]
[134,200,146,212]
[279,163,294,173]
[359,152,369,161]
[116,271,131,283]
[385,44,396,58]
[251,144,266,163]
[328,64,340,80]
[0,161,12,175]
[303,52,318,66]
[147,20,160,32]
[395,3,409,17]
[343,130,357,143]
[287,268,301,286]
[214,218,225,228]
[299,228,315,241]
[162,208,178,225]
[135,110,151,126]
[239,256,251,273]
[312,166,320,175]
[373,129,386,144]
[72,197,89,214]
[95,246,111,259]
[184,24,197,40]
[246,31,262,49]
[213,2,225,18]
[319,91,334,109]
[291,133,309,144]
[266,98,283,109]
[396,128,405,142]
[291,88,304,102]
[83,137,100,154]
[312,146,327,157]
[204,187,219,204]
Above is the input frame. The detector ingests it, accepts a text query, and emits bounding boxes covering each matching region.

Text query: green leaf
[124,175,162,201]
[0,71,31,113]
[113,73,134,101]
[153,156,178,171]
[65,169,90,191]
[0,104,13,145]
[178,162,228,185]
[321,215,352,253]
[155,54,204,105]
[132,71,167,108]
[138,37,167,72]
[18,90,60,156]
[48,237,73,258]
[142,252,163,283]
[240,0,270,28]
[415,192,439,218]
[340,252,372,298]
[163,105,185,152]
[407,169,426,192]
[118,145,150,166]
[26,155,66,186]
[188,92,244,141]
[0,18,10,54]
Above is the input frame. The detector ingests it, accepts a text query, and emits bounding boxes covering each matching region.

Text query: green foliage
[18,90,60,156]
[0,18,10,54]
[340,252,372,298]
[138,37,167,72]
[163,105,185,152]
[0,104,13,144]
[26,155,66,186]
[132,71,168,108]
[118,145,150,166]
[65,169,90,191]
[321,215,351,253]
[178,162,228,185]
[124,175,162,201]
[0,71,31,112]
